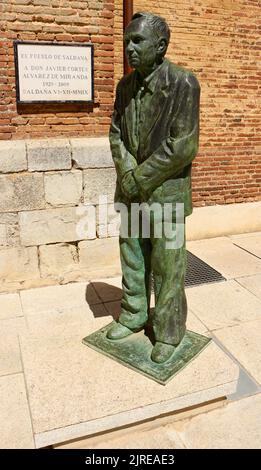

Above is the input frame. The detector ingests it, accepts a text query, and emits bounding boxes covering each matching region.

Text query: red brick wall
[115,0,261,206]
[1,0,260,206]
[0,0,114,139]
[114,0,123,87]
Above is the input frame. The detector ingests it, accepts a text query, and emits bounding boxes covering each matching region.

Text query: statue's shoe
[106,323,134,340]
[151,342,176,363]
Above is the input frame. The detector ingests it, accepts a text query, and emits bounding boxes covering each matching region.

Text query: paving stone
[19,326,238,447]
[214,319,261,385]
[230,232,261,259]
[0,321,26,384]
[0,374,34,448]
[55,400,225,449]
[0,293,23,320]
[90,303,110,318]
[236,274,261,301]
[20,282,100,316]
[56,425,184,449]
[0,333,22,376]
[173,393,261,449]
[103,300,121,319]
[187,237,261,279]
[186,311,209,334]
[186,280,261,331]
[90,276,122,302]
[0,317,27,337]
[25,307,109,338]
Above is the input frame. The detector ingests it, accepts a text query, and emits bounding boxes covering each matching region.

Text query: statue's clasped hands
[121,171,140,200]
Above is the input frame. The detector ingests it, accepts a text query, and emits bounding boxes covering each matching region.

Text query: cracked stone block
[44,170,83,206]
[71,137,113,168]
[39,243,79,281]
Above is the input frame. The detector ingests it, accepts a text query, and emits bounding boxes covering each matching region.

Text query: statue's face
[124,18,159,72]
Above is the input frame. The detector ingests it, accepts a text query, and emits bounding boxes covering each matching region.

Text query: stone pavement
[0,232,261,449]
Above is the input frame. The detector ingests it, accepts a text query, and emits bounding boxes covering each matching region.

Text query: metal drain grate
[185,251,226,288]
[151,251,226,292]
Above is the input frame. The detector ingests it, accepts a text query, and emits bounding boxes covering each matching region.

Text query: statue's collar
[135,59,167,94]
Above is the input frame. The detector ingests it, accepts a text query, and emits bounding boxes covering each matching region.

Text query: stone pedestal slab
[19,317,239,448]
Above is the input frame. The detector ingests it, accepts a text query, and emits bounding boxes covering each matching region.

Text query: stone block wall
[0,0,114,140]
[0,137,121,292]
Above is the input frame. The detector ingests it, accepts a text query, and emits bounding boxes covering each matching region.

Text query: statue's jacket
[109,58,200,218]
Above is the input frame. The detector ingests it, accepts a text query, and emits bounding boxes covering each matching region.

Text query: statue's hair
[131,11,170,47]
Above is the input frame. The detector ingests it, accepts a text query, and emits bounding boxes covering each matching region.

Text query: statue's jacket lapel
[121,60,180,164]
[116,59,199,217]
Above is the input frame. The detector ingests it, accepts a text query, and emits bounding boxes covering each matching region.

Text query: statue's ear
[157,37,167,57]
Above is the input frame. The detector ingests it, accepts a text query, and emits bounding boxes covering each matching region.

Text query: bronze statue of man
[106,12,200,363]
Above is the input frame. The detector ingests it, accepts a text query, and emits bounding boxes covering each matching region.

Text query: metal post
[123,0,133,75]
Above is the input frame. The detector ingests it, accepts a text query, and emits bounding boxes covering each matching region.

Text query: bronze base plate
[83,321,211,385]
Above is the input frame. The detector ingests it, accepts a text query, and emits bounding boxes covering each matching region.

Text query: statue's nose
[126,40,135,54]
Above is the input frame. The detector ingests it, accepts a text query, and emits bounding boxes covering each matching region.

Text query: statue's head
[124,12,170,75]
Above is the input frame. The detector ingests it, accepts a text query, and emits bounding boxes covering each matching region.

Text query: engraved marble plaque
[14,41,94,103]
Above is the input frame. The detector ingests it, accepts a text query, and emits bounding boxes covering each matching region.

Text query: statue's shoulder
[166,60,200,90]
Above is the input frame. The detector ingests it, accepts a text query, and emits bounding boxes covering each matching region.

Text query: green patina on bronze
[83,322,211,385]
[83,12,206,371]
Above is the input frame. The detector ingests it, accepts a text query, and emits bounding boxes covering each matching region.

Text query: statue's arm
[109,83,138,183]
[133,73,200,197]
